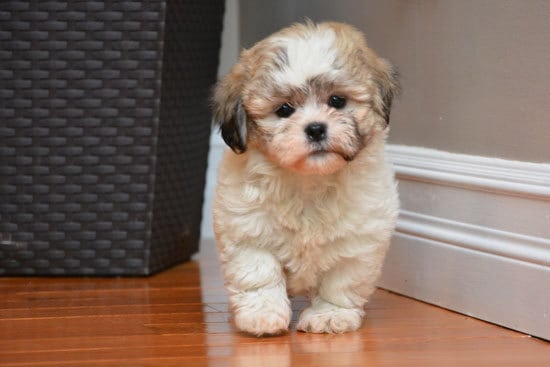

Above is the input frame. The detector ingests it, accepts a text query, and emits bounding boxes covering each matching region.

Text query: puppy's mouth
[287,143,360,175]
[308,148,355,162]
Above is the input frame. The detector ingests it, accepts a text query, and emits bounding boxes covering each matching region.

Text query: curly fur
[212,21,399,335]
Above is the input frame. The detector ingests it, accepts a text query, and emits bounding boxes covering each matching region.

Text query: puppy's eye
[328,95,346,109]
[275,103,295,118]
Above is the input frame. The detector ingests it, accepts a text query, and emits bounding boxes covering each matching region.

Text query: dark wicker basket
[0,0,224,275]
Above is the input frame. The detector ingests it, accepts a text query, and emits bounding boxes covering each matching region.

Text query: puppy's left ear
[211,62,249,154]
[374,59,400,125]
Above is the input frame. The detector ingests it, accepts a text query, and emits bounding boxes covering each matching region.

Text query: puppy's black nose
[304,122,327,142]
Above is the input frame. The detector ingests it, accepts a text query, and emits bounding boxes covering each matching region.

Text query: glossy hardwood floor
[1,240,548,366]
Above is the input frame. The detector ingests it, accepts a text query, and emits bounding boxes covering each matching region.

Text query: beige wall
[239,0,550,163]
[217,0,240,77]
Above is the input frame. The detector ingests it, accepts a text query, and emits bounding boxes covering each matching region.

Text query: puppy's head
[212,22,399,175]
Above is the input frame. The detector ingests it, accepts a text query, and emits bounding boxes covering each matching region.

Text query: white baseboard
[388,145,550,200]
[201,140,225,240]
[380,145,550,340]
[397,210,550,267]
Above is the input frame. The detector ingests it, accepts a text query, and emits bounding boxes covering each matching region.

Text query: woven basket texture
[0,0,224,275]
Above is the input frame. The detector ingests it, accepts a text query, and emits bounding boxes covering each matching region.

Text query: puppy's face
[212,22,398,175]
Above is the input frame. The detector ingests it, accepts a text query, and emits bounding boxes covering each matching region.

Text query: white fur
[297,296,364,333]
[213,139,399,335]
[271,27,338,88]
[213,22,399,336]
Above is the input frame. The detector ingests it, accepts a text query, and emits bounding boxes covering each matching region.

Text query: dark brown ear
[211,63,248,154]
[375,60,400,125]
[218,101,247,154]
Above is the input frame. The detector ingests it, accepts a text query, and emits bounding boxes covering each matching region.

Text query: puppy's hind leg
[297,256,383,334]
[224,247,291,336]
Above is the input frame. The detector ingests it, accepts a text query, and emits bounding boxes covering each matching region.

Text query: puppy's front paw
[235,308,290,336]
[232,288,291,336]
[297,298,364,334]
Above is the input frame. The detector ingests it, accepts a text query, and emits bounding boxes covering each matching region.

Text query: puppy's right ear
[212,63,248,154]
[219,101,247,154]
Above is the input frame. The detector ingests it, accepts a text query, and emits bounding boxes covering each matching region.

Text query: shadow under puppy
[212,21,399,335]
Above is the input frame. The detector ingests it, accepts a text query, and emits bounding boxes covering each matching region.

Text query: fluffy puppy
[211,21,399,335]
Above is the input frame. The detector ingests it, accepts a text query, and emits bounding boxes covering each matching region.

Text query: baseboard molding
[397,210,550,268]
[388,145,550,200]
[380,145,550,340]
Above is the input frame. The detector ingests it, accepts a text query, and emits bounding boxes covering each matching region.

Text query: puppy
[211,21,399,335]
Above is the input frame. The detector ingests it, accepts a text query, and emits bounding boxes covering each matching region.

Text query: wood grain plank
[0,240,548,367]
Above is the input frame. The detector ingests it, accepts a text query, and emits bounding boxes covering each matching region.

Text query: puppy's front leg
[223,247,291,336]
[297,256,382,334]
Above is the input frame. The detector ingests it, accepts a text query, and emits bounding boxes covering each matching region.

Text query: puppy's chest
[273,209,339,294]
[269,193,346,243]
[267,193,364,295]
[267,191,353,256]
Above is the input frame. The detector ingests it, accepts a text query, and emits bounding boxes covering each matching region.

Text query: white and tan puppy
[211,21,399,336]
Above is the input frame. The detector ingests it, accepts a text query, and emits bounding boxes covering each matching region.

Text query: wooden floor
[1,241,548,367]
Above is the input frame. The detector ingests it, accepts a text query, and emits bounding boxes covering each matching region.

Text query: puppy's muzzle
[304,122,327,142]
